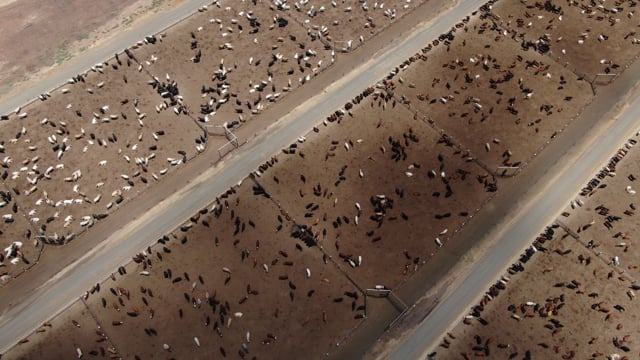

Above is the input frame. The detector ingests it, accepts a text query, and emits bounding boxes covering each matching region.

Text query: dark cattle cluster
[53,164,371,357]
[152,79,180,100]
[0,29,207,277]
[580,139,636,196]
[382,0,595,172]
[491,0,640,77]
[254,156,279,178]
[325,87,375,124]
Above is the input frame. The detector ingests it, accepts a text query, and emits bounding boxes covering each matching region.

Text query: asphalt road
[0,0,488,354]
[386,58,640,359]
[0,0,213,116]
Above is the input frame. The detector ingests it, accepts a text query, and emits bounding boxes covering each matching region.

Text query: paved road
[386,61,640,359]
[0,0,488,354]
[0,0,212,116]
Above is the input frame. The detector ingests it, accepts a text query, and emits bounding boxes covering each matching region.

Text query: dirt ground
[491,0,640,79]
[281,0,427,52]
[0,52,205,277]
[390,10,593,170]
[3,0,640,359]
[435,135,640,359]
[0,0,437,278]
[127,0,334,129]
[6,177,365,359]
[2,77,496,360]
[258,90,494,290]
[0,0,187,97]
[5,299,122,359]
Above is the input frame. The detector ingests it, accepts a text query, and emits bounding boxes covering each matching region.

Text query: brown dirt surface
[491,0,640,79]
[391,12,593,169]
[436,135,640,359]
[2,71,495,360]
[258,91,494,290]
[6,300,122,359]
[0,55,205,277]
[280,0,427,52]
[127,0,333,129]
[0,0,455,279]
[3,0,640,359]
[5,178,365,359]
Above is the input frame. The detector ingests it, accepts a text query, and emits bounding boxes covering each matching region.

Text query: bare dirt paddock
[3,0,638,358]
[278,0,426,52]
[128,0,334,129]
[435,135,640,359]
[390,9,593,169]
[3,73,496,360]
[257,89,495,290]
[6,170,364,359]
[0,0,138,90]
[0,0,427,278]
[0,54,205,277]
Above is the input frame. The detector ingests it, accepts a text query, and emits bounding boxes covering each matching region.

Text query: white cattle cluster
[2,241,24,265]
[69,180,367,359]
[0,46,205,254]
[277,0,417,52]
[128,1,333,132]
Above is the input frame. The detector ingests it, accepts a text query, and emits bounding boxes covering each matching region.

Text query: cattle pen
[4,0,640,359]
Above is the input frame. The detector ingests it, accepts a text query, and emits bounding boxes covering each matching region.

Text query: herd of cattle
[6,2,509,355]
[384,0,599,170]
[126,0,334,131]
[434,132,640,358]
[6,0,640,357]
[260,71,498,293]
[0,54,205,275]
[273,0,420,53]
[0,0,424,277]
[491,0,640,78]
[57,82,493,359]
[59,173,369,359]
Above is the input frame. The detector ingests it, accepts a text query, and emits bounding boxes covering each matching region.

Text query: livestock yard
[129,0,336,128]
[491,0,640,79]
[280,0,421,52]
[3,0,640,359]
[435,134,640,359]
[6,177,364,359]
[0,52,206,277]
[391,15,593,169]
[3,79,496,359]
[0,0,427,278]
